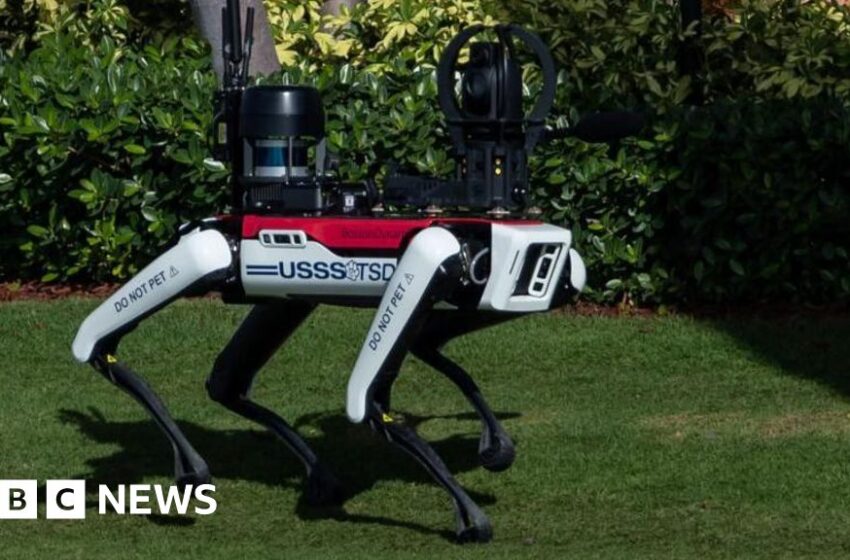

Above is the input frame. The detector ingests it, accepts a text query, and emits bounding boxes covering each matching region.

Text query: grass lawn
[1,299,850,559]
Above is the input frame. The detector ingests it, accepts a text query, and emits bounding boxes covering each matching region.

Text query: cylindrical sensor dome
[238,85,327,211]
[239,85,325,140]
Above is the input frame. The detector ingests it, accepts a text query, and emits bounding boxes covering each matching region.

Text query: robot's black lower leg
[92,355,210,486]
[412,311,517,472]
[367,374,492,543]
[357,259,491,540]
[206,300,343,506]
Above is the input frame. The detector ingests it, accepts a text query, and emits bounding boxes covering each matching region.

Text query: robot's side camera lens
[462,72,492,116]
[470,47,490,65]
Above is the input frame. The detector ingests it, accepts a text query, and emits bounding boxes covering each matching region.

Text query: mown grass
[0,300,849,559]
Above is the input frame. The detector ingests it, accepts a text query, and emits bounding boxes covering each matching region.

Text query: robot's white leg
[72,227,234,486]
[72,228,233,362]
[410,310,517,472]
[346,227,492,542]
[346,227,463,423]
[206,300,344,506]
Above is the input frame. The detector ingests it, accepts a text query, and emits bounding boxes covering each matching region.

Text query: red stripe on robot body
[241,215,543,251]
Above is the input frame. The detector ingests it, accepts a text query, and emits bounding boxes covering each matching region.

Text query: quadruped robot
[72,0,641,542]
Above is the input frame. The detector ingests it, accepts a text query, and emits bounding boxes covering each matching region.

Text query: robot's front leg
[72,227,234,486]
[346,227,492,542]
[411,310,518,472]
[206,300,344,506]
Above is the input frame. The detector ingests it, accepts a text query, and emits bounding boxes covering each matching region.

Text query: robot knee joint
[205,375,241,406]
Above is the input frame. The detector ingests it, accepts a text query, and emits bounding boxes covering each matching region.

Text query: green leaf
[729,260,745,276]
[339,64,354,85]
[590,45,605,61]
[141,207,158,222]
[32,115,50,133]
[694,261,704,281]
[645,74,663,96]
[27,225,49,238]
[123,143,146,155]
[605,279,623,290]
[202,158,226,172]
[122,181,141,197]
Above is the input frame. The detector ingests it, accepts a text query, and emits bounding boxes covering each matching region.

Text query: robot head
[382,25,558,214]
[435,25,557,210]
[460,41,523,122]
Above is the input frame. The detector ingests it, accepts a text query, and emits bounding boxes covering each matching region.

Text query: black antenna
[214,0,256,210]
[240,7,255,84]
[221,7,231,84]
[221,0,254,88]
[229,0,243,65]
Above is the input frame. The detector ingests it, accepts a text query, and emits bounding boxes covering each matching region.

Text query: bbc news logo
[0,480,217,519]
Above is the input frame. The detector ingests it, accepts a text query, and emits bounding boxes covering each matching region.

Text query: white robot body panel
[240,221,583,307]
[568,248,587,292]
[73,218,585,368]
[241,238,398,298]
[479,223,574,313]
[71,228,233,363]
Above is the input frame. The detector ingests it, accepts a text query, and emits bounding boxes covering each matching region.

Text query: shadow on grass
[706,315,850,398]
[59,407,519,539]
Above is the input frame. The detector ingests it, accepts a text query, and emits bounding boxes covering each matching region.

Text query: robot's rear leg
[72,227,235,487]
[411,310,517,472]
[92,356,212,486]
[206,300,344,506]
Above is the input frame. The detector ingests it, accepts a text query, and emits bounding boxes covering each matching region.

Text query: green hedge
[1,0,849,304]
[0,4,225,281]
[509,0,850,303]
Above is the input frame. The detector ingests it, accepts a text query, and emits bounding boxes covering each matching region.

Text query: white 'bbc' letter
[45,480,86,520]
[193,484,217,515]
[0,480,37,519]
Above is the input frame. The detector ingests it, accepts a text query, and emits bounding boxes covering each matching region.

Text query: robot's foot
[305,463,345,507]
[92,356,214,492]
[365,406,494,544]
[455,504,493,543]
[478,429,516,472]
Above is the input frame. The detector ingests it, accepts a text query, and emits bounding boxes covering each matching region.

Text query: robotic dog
[72,0,640,542]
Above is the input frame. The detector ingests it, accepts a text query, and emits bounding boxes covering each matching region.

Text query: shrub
[0,4,224,281]
[0,0,192,54]
[262,0,850,303]
[500,0,850,303]
[2,0,849,305]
